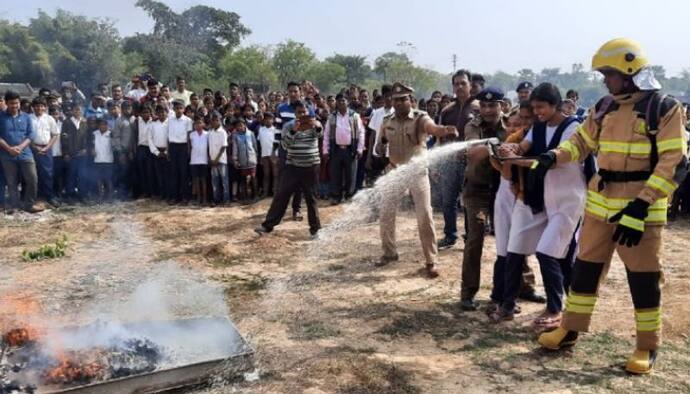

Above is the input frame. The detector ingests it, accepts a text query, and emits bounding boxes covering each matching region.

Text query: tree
[374,52,413,81]
[305,62,346,94]
[0,20,53,86]
[218,46,277,88]
[124,1,250,85]
[272,40,317,87]
[326,54,370,85]
[517,68,536,83]
[134,0,250,55]
[29,10,125,91]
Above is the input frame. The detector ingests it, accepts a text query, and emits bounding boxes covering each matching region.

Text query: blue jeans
[440,159,464,241]
[32,148,55,200]
[211,164,230,203]
[66,155,89,199]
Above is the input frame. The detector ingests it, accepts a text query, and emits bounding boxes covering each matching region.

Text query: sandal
[533,311,562,332]
[488,308,514,324]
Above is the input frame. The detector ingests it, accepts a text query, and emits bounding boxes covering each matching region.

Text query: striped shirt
[281,121,322,167]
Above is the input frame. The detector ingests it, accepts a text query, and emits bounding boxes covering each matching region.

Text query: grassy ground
[1,199,689,393]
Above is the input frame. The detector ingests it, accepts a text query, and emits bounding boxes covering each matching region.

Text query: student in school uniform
[491,83,586,329]
[49,105,67,200]
[231,118,258,203]
[148,105,170,200]
[208,112,230,205]
[90,118,115,201]
[167,100,193,204]
[257,113,277,197]
[189,117,210,205]
[133,105,156,198]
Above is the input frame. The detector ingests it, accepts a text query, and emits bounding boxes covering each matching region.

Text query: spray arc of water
[311,138,498,257]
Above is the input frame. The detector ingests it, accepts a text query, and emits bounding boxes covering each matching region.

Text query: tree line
[2,0,689,107]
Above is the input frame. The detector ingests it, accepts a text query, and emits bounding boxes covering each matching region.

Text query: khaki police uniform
[374,83,438,266]
[461,112,507,301]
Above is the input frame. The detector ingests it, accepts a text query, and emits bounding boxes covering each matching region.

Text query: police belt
[597,169,651,191]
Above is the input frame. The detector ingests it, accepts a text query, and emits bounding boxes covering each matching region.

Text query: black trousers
[135,145,155,198]
[263,165,320,234]
[278,149,302,214]
[114,152,132,198]
[329,147,356,201]
[168,142,190,201]
[152,153,169,199]
[53,156,67,198]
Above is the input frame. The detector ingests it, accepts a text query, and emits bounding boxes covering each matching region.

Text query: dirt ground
[1,199,690,393]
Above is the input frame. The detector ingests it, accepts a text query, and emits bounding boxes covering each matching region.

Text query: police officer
[516,81,534,103]
[374,82,458,278]
[536,38,687,374]
[459,87,508,310]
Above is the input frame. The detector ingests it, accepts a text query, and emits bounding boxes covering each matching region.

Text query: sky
[2,0,690,76]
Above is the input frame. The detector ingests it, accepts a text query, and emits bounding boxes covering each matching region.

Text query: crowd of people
[0,37,687,375]
[0,77,396,214]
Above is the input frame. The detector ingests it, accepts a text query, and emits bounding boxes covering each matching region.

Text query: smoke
[43,262,240,365]
[1,262,248,391]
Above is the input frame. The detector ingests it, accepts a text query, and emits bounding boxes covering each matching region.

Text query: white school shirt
[93,130,114,163]
[208,127,228,164]
[30,113,59,145]
[148,120,169,156]
[189,130,209,165]
[167,114,193,144]
[52,119,63,157]
[137,117,153,146]
[257,126,276,158]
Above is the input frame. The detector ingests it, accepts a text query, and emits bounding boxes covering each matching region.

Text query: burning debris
[1,329,41,348]
[1,265,253,393]
[1,330,164,392]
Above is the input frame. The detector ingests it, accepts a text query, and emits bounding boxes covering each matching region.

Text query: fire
[2,327,41,347]
[42,350,107,385]
[0,294,44,347]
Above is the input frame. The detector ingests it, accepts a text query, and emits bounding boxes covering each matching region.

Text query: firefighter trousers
[561,216,663,350]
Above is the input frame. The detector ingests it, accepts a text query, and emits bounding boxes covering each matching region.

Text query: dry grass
[2,200,690,393]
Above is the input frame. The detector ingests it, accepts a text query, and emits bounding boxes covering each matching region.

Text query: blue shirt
[0,111,35,162]
[84,104,107,120]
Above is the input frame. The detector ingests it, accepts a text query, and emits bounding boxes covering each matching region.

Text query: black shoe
[519,291,547,303]
[460,299,478,311]
[254,225,271,235]
[47,198,61,208]
[292,212,304,221]
[437,238,457,250]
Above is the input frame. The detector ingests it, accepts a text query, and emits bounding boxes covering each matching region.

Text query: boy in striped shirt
[256,101,322,238]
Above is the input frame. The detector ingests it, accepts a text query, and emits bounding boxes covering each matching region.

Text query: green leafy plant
[22,236,68,261]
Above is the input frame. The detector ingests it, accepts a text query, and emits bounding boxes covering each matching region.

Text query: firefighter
[533,38,688,374]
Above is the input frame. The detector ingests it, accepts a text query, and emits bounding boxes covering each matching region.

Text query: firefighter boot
[538,327,579,350]
[626,349,657,374]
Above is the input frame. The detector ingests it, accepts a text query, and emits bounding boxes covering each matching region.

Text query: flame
[0,294,45,346]
[2,327,41,347]
[42,349,107,385]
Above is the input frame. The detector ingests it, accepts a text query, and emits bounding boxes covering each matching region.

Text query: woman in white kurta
[489,106,532,309]
[491,83,586,328]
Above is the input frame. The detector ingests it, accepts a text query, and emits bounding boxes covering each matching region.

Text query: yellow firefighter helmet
[591,38,649,75]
